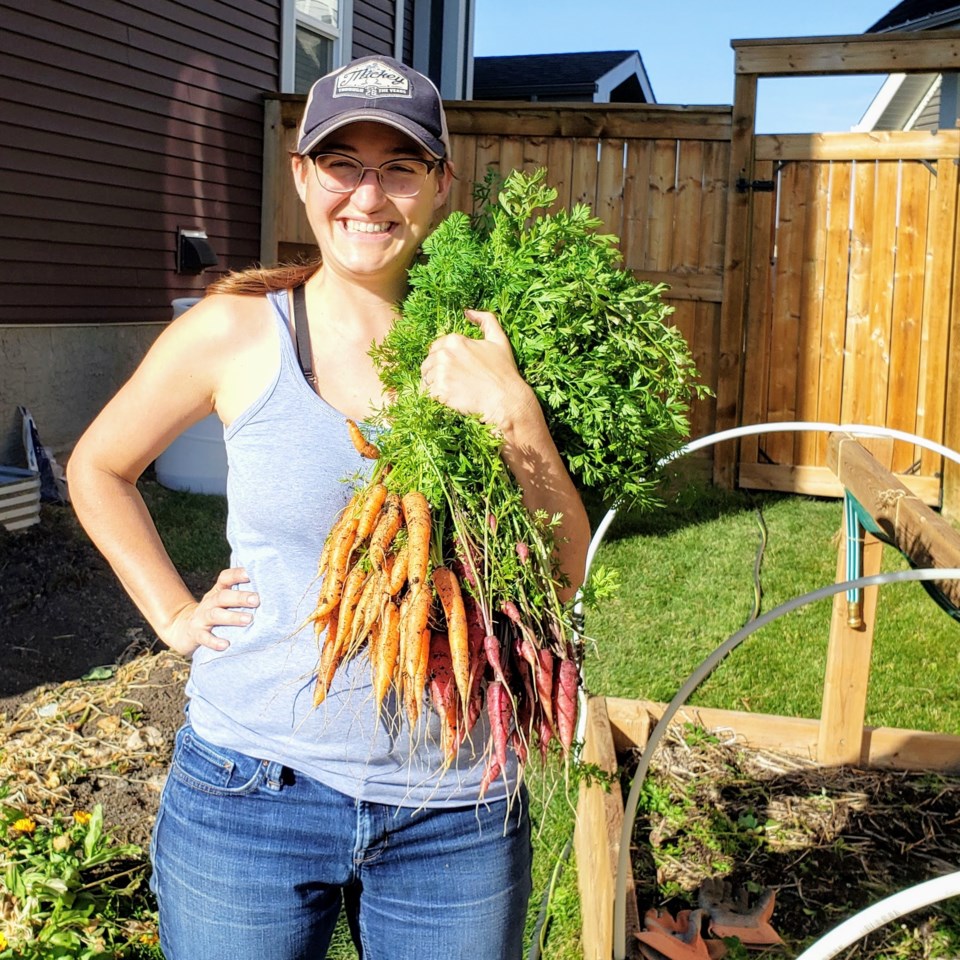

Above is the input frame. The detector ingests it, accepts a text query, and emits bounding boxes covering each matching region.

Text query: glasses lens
[313,155,362,192]
[379,159,430,197]
[312,155,432,197]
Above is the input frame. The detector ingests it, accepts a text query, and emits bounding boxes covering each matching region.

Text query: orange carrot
[401,586,432,724]
[335,563,369,653]
[401,491,431,588]
[349,567,385,651]
[346,418,379,459]
[356,483,388,540]
[373,599,401,711]
[315,517,359,619]
[369,494,403,569]
[387,542,409,596]
[313,609,341,706]
[432,566,469,708]
[318,492,358,578]
[428,631,460,760]
[535,647,556,729]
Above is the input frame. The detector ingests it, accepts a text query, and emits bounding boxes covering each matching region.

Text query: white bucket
[154,298,229,496]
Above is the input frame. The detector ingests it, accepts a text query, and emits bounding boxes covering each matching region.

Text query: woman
[68,56,590,960]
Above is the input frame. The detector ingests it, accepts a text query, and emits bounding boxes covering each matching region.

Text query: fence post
[714,67,757,489]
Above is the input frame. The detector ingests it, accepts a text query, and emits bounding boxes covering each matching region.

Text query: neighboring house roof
[868,1,960,32]
[855,1,960,130]
[472,51,654,103]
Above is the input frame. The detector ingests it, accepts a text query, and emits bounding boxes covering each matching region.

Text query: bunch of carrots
[310,419,578,793]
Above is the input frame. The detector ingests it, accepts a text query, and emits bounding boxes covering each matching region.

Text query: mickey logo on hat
[334,60,413,100]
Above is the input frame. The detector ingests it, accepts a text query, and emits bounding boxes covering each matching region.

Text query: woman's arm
[67,297,261,656]
[419,310,591,601]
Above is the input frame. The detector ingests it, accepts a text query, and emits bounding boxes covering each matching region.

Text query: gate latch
[736,177,776,193]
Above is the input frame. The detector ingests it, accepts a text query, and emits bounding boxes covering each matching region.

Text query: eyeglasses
[310,152,439,198]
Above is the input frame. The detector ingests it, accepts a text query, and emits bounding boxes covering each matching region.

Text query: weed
[0,798,159,958]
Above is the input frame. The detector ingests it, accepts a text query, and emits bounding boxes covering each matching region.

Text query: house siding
[0,0,281,325]
[352,0,401,58]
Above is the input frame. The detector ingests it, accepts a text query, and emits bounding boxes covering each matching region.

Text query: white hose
[794,870,960,960]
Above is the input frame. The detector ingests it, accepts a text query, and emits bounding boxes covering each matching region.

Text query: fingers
[169,567,259,656]
[463,308,509,345]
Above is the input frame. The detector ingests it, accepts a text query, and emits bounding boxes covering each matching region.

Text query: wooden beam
[265,94,734,141]
[738,462,943,505]
[605,697,960,772]
[634,270,724,303]
[828,433,960,606]
[734,32,960,77]
[715,71,758,488]
[818,529,882,766]
[574,696,643,960]
[756,130,960,162]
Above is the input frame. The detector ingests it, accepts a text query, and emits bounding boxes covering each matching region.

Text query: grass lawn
[131,480,960,957]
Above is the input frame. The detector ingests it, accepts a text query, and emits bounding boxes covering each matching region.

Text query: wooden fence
[261,36,960,515]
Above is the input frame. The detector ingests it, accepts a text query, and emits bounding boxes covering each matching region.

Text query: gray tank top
[185,289,512,807]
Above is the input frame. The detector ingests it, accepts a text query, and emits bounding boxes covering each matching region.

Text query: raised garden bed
[574,695,960,960]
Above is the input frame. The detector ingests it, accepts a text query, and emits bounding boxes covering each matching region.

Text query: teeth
[344,220,390,233]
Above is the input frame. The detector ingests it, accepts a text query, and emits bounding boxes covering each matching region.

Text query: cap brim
[297,111,446,159]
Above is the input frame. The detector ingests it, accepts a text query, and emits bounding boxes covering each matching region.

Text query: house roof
[472,51,654,103]
[868,1,960,32]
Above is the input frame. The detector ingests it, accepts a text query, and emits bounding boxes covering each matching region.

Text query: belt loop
[263,759,285,791]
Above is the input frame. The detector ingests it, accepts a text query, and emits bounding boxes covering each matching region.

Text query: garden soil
[0,505,195,848]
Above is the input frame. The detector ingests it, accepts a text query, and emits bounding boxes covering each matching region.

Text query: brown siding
[353,0,397,59]
[0,0,280,323]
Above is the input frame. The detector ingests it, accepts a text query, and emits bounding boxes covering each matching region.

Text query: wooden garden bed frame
[574,432,960,959]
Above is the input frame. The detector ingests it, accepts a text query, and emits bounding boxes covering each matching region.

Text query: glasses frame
[309,151,441,199]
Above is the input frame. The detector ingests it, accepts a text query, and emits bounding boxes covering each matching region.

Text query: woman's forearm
[68,455,198,647]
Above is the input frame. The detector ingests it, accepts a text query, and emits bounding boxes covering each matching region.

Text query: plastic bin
[0,466,41,531]
[154,298,229,496]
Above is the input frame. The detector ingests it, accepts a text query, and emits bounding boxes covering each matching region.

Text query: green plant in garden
[0,799,159,959]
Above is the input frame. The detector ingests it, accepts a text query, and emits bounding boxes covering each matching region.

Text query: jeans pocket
[169,725,266,797]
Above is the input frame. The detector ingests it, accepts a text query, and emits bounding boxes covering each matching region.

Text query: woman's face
[292,121,452,291]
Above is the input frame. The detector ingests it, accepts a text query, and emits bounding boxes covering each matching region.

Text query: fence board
[918,158,958,478]
[816,162,853,464]
[546,137,575,212]
[795,161,831,465]
[622,139,655,273]
[645,140,678,273]
[571,138,601,208]
[840,160,878,427]
[670,140,704,276]
[596,139,625,238]
[739,158,776,467]
[887,161,929,474]
[765,161,810,466]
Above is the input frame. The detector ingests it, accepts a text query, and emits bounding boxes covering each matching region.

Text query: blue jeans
[150,725,532,960]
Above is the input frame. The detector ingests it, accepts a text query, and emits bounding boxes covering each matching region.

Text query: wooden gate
[716,33,960,508]
[737,131,958,503]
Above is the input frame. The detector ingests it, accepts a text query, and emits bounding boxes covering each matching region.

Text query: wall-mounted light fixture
[176,228,218,275]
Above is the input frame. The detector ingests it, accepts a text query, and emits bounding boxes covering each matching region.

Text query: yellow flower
[72,810,92,825]
[0,931,8,950]
[11,818,35,834]
[140,933,160,945]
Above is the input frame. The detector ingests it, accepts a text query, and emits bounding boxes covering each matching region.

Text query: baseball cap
[297,56,449,160]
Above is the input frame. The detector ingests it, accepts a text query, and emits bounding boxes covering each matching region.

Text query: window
[282,0,353,93]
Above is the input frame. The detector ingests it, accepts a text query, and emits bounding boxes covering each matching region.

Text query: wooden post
[714,68,758,488]
[260,97,283,268]
[818,526,883,766]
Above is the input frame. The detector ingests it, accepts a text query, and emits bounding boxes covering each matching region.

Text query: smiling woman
[66,54,590,960]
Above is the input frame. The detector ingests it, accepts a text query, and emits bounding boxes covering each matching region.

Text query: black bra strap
[291,284,317,387]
